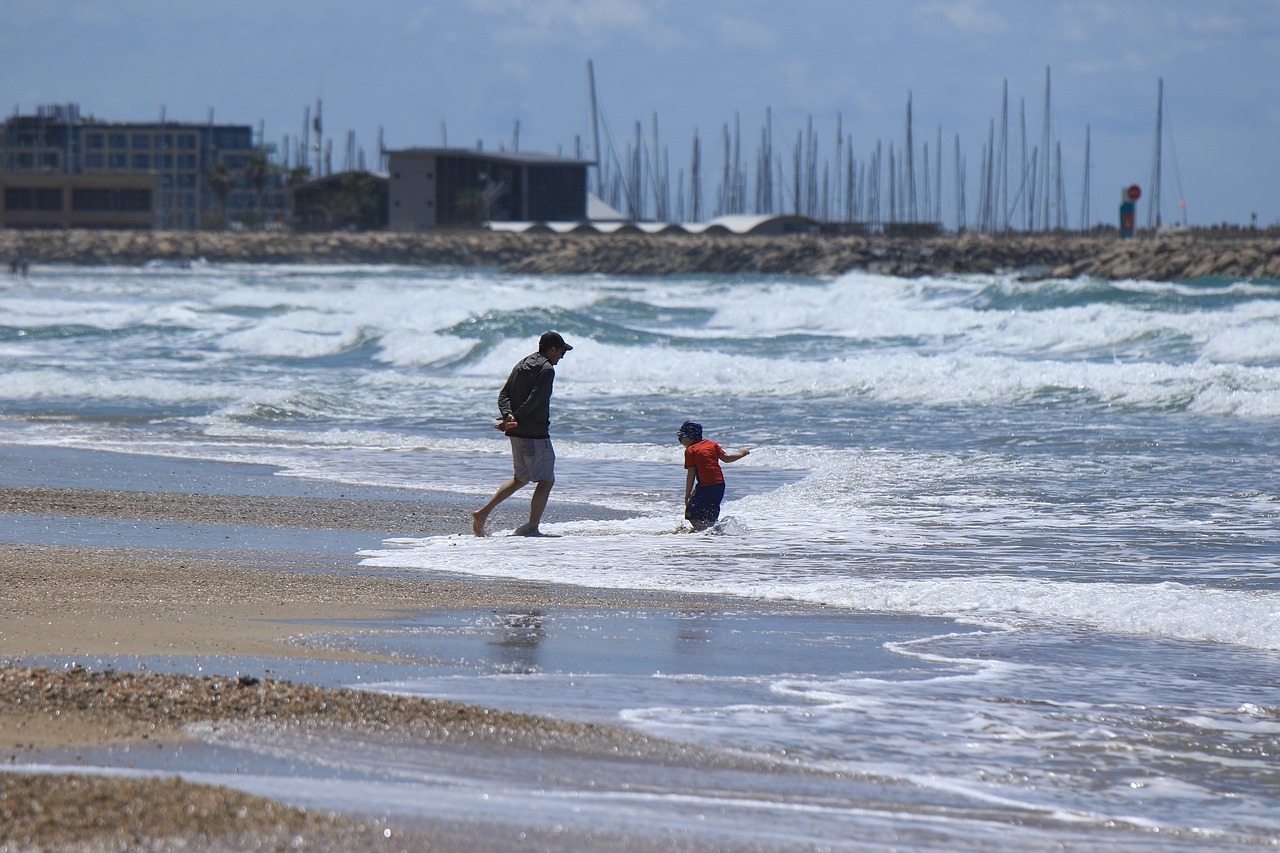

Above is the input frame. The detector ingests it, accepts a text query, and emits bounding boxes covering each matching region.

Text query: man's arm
[495,370,519,431]
[509,364,554,423]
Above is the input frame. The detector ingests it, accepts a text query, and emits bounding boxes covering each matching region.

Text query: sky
[2,0,1278,228]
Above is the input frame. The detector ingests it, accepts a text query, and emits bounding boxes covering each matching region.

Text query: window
[212,128,252,149]
[156,134,174,149]
[109,153,128,169]
[132,134,151,149]
[178,154,196,169]
[157,154,174,169]
[132,154,150,169]
[109,133,127,149]
[86,133,105,149]
[4,187,63,211]
[85,153,105,169]
[178,135,197,150]
[177,173,196,188]
[71,187,152,212]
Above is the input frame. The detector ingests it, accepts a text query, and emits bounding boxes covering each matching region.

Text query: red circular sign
[1126,184,1142,201]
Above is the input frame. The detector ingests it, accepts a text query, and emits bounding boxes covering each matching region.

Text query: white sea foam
[359,527,1280,652]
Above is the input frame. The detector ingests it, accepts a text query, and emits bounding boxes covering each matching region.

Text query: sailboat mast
[1148,77,1164,230]
[1080,124,1091,231]
[999,80,1008,231]
[905,92,916,221]
[1040,67,1051,232]
[587,60,603,196]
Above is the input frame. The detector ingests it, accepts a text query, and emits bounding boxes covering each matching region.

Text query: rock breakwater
[2,228,1277,280]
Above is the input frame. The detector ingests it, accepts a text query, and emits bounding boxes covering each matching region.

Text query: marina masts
[1040,67,1051,231]
[587,60,603,195]
[1148,77,1164,230]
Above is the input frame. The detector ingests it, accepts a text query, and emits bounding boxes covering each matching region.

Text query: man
[472,331,573,537]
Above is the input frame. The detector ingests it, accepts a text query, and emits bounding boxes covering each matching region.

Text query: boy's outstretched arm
[720,448,751,463]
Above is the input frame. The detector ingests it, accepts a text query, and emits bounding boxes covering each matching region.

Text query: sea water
[2,261,1279,849]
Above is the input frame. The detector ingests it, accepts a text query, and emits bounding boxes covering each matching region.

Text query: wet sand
[0,446,809,851]
[1,661,758,852]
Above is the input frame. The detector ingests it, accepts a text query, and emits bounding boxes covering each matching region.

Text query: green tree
[316,172,382,231]
[204,163,234,229]
[284,165,312,230]
[285,165,311,188]
[242,152,275,229]
[455,188,485,226]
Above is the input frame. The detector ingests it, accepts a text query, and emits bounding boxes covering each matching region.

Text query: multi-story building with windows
[0,103,285,230]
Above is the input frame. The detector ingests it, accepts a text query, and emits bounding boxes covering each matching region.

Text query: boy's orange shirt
[684,439,726,486]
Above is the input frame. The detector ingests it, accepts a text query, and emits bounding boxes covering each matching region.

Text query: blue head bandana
[677,421,703,441]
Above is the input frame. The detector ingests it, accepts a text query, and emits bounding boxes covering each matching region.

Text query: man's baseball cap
[539,331,573,351]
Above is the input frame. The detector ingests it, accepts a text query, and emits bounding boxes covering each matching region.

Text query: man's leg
[512,479,554,536]
[472,477,527,536]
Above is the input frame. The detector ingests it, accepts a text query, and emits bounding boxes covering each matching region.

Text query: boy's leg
[473,477,527,536]
[684,483,724,532]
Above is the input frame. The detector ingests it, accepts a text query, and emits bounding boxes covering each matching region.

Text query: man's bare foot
[511,524,542,537]
[472,510,488,537]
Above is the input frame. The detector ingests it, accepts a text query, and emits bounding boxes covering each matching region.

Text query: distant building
[0,103,284,230]
[0,171,155,230]
[387,148,591,231]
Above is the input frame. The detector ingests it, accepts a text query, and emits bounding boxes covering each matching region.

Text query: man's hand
[494,414,518,432]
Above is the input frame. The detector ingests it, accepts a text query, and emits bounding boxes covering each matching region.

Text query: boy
[677,421,750,532]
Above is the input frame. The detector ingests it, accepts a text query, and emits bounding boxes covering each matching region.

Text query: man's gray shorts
[510,436,555,483]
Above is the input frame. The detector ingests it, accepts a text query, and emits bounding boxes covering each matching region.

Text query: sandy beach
[0,446,812,851]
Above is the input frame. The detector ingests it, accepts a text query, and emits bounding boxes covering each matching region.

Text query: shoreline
[3,227,1279,280]
[0,448,831,850]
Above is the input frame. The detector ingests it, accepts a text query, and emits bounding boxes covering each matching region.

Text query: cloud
[466,0,669,45]
[716,15,776,50]
[1165,10,1248,38]
[913,0,1008,34]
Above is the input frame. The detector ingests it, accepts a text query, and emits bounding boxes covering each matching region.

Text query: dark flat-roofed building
[387,148,591,231]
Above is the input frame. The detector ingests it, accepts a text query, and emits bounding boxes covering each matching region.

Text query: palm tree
[242,152,274,229]
[204,163,234,229]
[284,165,312,230]
[455,188,486,226]
[285,165,311,188]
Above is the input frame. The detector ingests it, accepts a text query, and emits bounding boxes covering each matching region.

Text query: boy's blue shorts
[685,482,726,524]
